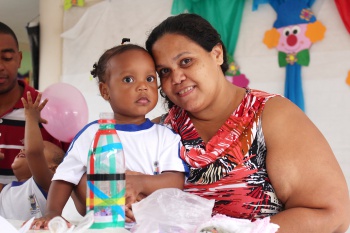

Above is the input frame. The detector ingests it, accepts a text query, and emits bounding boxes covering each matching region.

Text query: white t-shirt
[53,119,186,184]
[0,177,46,220]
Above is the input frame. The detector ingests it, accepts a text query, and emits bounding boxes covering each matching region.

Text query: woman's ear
[99,82,110,100]
[211,43,224,66]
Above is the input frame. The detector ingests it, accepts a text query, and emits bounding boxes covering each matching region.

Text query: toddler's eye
[123,77,134,83]
[146,76,155,82]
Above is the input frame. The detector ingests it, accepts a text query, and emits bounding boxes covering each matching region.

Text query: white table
[8,219,131,233]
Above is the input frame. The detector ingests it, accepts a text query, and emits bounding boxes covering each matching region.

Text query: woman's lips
[177,86,194,97]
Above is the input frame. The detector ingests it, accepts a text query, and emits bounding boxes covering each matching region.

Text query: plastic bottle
[86,112,126,229]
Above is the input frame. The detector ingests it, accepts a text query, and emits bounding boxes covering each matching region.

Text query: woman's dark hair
[91,44,146,83]
[145,13,228,109]
[0,22,19,48]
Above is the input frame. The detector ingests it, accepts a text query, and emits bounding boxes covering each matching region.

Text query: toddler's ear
[99,82,110,100]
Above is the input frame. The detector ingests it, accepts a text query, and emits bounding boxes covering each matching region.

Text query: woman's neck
[188,83,245,143]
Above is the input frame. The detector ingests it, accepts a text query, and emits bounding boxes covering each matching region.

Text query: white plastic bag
[195,214,280,233]
[131,188,215,233]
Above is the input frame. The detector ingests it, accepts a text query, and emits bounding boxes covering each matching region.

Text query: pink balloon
[41,83,88,142]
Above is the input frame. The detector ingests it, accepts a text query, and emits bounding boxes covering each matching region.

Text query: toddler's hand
[21,91,48,124]
[27,212,71,230]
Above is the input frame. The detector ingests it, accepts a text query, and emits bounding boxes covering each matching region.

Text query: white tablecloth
[7,219,131,233]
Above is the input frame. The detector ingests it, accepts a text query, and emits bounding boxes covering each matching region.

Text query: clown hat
[271,0,316,28]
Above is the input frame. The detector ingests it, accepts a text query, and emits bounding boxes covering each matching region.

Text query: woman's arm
[263,96,350,233]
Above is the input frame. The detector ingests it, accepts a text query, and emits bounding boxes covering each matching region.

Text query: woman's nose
[171,69,186,85]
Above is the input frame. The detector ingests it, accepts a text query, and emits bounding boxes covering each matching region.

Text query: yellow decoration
[286,53,297,65]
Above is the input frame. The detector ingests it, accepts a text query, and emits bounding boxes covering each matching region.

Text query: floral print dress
[163,89,284,220]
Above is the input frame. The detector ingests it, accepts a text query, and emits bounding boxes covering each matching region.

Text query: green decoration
[64,0,85,11]
[226,54,241,76]
[278,49,310,67]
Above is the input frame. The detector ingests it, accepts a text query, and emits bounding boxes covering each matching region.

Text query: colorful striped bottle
[86,112,125,229]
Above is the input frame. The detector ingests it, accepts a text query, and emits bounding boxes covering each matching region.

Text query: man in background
[0,21,68,183]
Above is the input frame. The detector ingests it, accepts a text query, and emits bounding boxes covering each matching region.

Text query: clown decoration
[263,0,326,111]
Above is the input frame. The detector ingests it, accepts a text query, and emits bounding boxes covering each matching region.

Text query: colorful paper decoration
[64,0,85,11]
[225,54,249,87]
[262,0,326,111]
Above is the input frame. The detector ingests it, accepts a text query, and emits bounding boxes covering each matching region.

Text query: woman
[139,13,349,232]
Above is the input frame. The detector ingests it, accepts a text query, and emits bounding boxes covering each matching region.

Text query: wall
[235,0,350,198]
[40,1,350,227]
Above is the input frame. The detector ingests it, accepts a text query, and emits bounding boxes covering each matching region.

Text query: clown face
[276,23,312,54]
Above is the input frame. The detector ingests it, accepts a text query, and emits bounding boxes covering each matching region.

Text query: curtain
[335,0,350,34]
[172,0,245,56]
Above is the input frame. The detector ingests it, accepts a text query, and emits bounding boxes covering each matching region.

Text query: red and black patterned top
[163,89,284,220]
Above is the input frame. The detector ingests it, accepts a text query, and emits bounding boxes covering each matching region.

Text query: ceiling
[0,0,40,45]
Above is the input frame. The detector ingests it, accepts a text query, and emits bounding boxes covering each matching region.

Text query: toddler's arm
[30,180,74,229]
[21,92,53,192]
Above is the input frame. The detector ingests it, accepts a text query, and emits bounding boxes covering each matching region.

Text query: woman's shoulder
[151,116,162,124]
[152,114,169,125]
[248,88,281,99]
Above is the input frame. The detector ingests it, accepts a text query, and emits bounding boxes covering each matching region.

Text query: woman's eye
[158,68,170,78]
[181,58,191,66]
[123,77,134,83]
[146,76,155,82]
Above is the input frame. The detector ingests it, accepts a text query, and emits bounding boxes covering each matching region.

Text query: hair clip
[121,38,130,45]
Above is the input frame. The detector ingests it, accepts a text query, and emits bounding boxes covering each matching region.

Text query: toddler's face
[11,149,31,180]
[101,49,158,124]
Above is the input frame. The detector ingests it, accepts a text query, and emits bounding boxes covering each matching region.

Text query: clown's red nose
[287,34,297,46]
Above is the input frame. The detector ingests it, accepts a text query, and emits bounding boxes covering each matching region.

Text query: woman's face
[151,34,223,114]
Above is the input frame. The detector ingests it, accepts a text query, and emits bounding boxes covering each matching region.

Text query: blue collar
[115,118,154,132]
